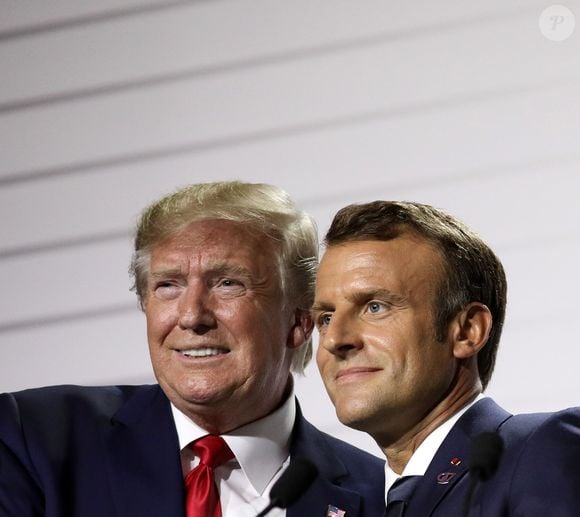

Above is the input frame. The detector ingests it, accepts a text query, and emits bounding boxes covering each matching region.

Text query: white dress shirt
[384,394,485,504]
[171,390,296,517]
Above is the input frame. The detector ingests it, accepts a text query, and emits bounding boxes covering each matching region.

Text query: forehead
[149,219,279,269]
[316,235,443,300]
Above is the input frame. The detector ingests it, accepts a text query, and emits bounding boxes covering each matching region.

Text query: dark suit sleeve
[0,393,44,517]
[508,409,580,516]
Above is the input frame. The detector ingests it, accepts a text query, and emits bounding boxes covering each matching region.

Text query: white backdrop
[1,0,579,457]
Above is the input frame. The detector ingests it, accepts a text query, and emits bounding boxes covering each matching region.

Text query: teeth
[181,348,227,358]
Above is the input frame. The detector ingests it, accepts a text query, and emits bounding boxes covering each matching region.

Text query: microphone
[462,432,504,516]
[255,457,318,517]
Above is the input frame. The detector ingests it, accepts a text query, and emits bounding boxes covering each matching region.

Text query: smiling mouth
[335,367,380,381]
[180,347,229,358]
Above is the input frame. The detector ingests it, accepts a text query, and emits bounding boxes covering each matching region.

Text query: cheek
[364,329,393,360]
[315,348,334,386]
[214,297,260,326]
[230,299,288,337]
[145,303,177,341]
[315,345,327,368]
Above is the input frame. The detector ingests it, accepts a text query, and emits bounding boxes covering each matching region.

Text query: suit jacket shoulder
[0,384,183,517]
[496,406,580,515]
[405,398,580,516]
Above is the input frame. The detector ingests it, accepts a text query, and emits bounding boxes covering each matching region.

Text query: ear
[286,309,314,349]
[450,302,493,359]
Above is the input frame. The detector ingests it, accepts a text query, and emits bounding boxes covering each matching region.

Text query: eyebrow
[150,267,183,278]
[312,288,407,313]
[149,263,252,278]
[311,301,333,313]
[351,288,407,306]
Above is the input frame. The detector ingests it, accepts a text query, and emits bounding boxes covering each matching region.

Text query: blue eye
[317,313,332,328]
[368,301,384,314]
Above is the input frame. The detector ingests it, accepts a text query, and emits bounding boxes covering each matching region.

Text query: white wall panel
[0,0,181,35]
[0,240,135,326]
[502,241,580,326]
[0,0,548,106]
[2,5,579,179]
[488,319,580,412]
[1,311,152,389]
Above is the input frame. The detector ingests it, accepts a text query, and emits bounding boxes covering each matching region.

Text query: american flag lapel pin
[326,504,346,517]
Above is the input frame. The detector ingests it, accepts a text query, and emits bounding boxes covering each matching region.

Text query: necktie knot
[192,435,234,469]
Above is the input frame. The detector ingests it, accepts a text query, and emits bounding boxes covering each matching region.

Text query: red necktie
[184,435,234,517]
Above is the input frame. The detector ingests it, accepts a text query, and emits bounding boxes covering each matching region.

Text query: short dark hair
[324,201,507,390]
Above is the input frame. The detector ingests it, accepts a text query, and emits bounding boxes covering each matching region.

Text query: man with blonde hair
[0,182,384,517]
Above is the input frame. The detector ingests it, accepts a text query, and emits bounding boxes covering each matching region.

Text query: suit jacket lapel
[104,385,184,517]
[406,398,511,516]
[288,403,363,517]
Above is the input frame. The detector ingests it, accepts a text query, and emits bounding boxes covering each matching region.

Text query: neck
[378,370,481,474]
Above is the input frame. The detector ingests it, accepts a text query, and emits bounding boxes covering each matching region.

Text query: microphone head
[269,457,318,508]
[469,431,504,481]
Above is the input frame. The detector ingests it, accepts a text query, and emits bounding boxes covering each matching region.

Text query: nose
[318,311,362,359]
[178,284,217,333]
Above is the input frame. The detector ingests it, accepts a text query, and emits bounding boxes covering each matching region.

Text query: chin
[335,400,375,432]
[161,377,219,406]
[180,385,232,406]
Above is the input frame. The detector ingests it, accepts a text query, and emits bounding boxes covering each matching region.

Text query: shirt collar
[171,387,296,495]
[384,394,485,497]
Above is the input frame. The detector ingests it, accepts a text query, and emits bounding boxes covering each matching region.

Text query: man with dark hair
[313,200,580,516]
[0,182,384,517]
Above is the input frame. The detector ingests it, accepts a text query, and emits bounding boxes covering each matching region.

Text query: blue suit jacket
[0,384,384,517]
[405,398,580,516]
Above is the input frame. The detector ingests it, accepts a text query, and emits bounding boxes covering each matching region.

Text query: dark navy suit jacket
[404,398,580,516]
[0,384,384,517]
